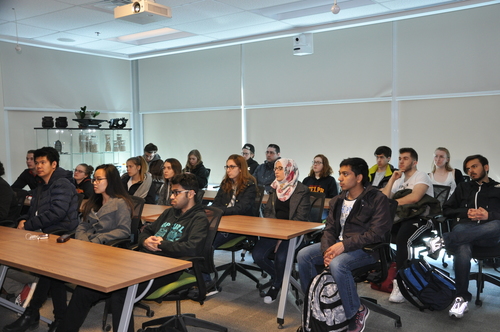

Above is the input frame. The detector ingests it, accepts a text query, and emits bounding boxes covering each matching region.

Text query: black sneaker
[263,286,280,304]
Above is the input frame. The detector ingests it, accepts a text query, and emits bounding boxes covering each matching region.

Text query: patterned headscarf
[271,158,299,202]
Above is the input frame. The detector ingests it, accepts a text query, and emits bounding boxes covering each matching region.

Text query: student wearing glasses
[252,158,310,304]
[241,143,258,174]
[72,163,94,198]
[302,154,338,199]
[253,143,281,193]
[211,154,257,248]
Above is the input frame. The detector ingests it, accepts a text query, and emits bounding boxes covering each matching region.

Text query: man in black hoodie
[426,154,500,320]
[55,173,209,332]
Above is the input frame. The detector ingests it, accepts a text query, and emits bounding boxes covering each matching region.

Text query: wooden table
[0,227,191,332]
[219,215,324,328]
[142,204,171,222]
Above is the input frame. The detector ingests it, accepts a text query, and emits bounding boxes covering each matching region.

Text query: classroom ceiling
[0,0,497,60]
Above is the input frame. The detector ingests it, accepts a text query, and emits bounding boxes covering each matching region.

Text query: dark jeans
[57,271,182,332]
[28,276,67,320]
[252,237,289,289]
[444,220,500,301]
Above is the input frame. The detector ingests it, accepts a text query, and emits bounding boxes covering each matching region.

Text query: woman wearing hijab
[252,158,310,304]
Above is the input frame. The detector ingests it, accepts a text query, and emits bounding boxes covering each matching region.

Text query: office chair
[139,206,227,332]
[215,186,266,289]
[308,192,326,223]
[468,244,500,306]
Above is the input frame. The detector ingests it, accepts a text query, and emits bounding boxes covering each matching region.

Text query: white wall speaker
[293,33,313,56]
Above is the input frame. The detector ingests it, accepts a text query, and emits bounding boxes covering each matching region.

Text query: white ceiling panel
[0,0,496,59]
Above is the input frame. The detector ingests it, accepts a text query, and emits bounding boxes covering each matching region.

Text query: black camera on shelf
[109,118,128,129]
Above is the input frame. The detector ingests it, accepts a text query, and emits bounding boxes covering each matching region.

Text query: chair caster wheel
[475,299,482,306]
[442,262,448,268]
[146,310,154,317]
[260,290,266,297]
[395,319,402,327]
[262,272,267,278]
[103,324,111,331]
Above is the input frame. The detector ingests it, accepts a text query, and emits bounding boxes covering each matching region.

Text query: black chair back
[130,196,145,245]
[433,185,451,210]
[308,192,326,223]
[202,206,223,275]
[253,186,265,217]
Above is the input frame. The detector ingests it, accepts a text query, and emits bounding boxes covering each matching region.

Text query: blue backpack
[302,268,348,332]
[397,257,456,311]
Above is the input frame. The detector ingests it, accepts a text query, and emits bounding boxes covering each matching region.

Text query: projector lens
[133,2,141,13]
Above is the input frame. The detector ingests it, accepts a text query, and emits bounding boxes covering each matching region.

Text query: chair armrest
[106,238,131,248]
[362,242,388,252]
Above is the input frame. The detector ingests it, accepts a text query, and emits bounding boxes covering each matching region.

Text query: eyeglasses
[224,165,239,170]
[266,151,276,155]
[312,161,323,165]
[170,190,190,197]
[274,166,283,171]
[74,169,85,173]
[241,152,250,156]
[92,178,107,183]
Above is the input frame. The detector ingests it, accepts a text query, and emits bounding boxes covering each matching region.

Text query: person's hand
[392,170,403,180]
[143,236,163,252]
[323,242,345,266]
[468,207,488,221]
[17,220,26,230]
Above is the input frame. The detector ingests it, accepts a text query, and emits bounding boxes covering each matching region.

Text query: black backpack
[396,257,456,311]
[301,268,348,332]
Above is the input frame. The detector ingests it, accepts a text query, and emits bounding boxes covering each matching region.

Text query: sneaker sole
[264,296,276,304]
[449,309,468,319]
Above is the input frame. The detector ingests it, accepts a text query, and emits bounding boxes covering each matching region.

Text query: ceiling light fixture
[12,8,22,52]
[331,0,340,14]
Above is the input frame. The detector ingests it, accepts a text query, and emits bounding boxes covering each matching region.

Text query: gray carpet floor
[1,250,500,332]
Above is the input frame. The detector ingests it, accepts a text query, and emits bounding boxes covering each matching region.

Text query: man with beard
[381,147,433,302]
[426,154,500,319]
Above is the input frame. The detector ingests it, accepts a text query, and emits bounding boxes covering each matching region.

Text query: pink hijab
[271,158,299,202]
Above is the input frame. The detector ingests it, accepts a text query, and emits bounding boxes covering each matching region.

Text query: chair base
[216,251,264,288]
[360,297,402,328]
[469,261,500,306]
[140,313,227,332]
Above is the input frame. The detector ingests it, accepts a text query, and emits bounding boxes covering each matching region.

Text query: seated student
[142,143,162,167]
[56,173,209,332]
[73,163,94,198]
[381,147,434,303]
[253,144,280,193]
[302,154,338,198]
[11,150,38,191]
[148,158,164,203]
[297,157,392,332]
[252,158,310,304]
[0,161,18,225]
[212,154,257,248]
[242,143,259,174]
[368,145,396,189]
[4,147,81,332]
[121,156,156,204]
[183,149,209,189]
[429,147,463,198]
[157,158,182,205]
[426,154,500,319]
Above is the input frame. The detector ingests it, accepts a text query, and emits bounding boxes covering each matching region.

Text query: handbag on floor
[301,267,348,332]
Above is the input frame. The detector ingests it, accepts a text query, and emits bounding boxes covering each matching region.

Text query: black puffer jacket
[212,180,257,216]
[21,167,79,233]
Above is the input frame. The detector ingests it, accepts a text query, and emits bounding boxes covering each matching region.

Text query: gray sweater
[76,197,131,244]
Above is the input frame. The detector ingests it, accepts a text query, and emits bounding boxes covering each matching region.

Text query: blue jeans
[297,242,376,320]
[252,237,290,289]
[444,220,500,301]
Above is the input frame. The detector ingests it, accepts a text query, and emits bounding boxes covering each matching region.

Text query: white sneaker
[449,297,468,318]
[389,279,405,303]
[425,236,444,260]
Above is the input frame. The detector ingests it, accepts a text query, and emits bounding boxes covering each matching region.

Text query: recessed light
[57,38,75,43]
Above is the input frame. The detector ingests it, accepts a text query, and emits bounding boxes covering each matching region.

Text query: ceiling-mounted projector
[114,0,172,24]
